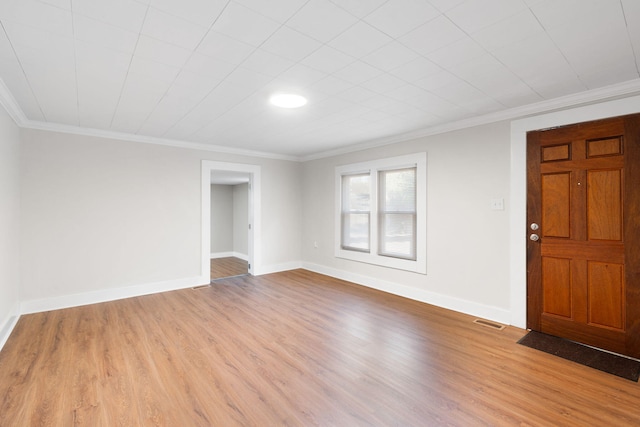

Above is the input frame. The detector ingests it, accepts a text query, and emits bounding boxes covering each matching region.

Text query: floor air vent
[473,319,506,330]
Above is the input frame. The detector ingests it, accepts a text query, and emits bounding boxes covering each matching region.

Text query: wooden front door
[526,113,640,358]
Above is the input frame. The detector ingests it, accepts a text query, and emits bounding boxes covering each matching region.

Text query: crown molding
[300,78,640,162]
[0,77,28,126]
[21,120,299,161]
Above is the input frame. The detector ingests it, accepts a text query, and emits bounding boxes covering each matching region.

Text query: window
[378,167,416,260]
[341,173,370,252]
[335,153,426,274]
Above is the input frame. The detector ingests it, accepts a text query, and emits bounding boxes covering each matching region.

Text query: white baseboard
[302,262,512,325]
[256,261,302,276]
[210,252,248,261]
[20,275,210,315]
[210,251,233,259]
[0,302,20,352]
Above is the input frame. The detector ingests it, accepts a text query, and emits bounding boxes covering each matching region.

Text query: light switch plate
[491,198,504,210]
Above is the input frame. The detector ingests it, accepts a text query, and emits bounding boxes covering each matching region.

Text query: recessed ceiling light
[269,93,307,109]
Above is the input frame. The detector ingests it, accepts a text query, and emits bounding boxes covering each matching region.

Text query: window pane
[342,213,370,251]
[379,213,415,259]
[342,174,370,252]
[379,167,416,260]
[343,174,370,211]
[380,168,415,212]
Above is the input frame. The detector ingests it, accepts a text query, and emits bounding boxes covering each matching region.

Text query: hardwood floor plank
[2,269,640,426]
[210,257,248,280]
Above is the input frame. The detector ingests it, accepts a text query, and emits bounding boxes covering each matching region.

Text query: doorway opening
[201,160,261,281]
[210,173,250,280]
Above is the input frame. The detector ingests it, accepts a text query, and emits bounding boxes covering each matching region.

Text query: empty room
[2,0,640,425]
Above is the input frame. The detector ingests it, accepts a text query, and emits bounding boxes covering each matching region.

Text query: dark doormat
[518,331,640,382]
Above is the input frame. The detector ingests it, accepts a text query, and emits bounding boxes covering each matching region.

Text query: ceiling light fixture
[269,93,307,109]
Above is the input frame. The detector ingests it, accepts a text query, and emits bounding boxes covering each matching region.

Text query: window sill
[335,248,426,274]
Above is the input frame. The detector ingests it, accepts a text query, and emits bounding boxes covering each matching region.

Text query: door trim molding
[509,94,640,328]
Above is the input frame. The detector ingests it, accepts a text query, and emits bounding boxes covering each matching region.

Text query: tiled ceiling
[0,0,639,159]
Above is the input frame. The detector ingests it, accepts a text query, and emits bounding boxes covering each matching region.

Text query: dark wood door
[527,113,640,358]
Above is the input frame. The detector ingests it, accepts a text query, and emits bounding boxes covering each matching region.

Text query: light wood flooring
[1,270,640,426]
[210,256,248,280]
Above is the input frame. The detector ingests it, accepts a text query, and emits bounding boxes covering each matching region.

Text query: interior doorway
[201,160,261,281]
[210,174,250,280]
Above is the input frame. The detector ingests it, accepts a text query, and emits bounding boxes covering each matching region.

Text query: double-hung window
[378,167,416,260]
[335,153,426,274]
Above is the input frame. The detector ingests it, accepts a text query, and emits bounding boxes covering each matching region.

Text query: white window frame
[335,153,427,274]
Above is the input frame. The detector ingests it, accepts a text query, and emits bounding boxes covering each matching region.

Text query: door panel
[541,173,571,238]
[542,257,572,318]
[586,137,622,157]
[587,261,624,329]
[527,113,640,358]
[542,143,571,162]
[587,170,622,241]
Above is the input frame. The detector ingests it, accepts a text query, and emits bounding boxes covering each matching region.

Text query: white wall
[210,184,234,254]
[20,129,302,312]
[302,121,512,323]
[233,183,248,256]
[260,161,302,272]
[0,104,21,348]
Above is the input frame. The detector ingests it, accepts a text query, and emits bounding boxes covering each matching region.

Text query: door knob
[530,234,540,241]
[530,223,539,230]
